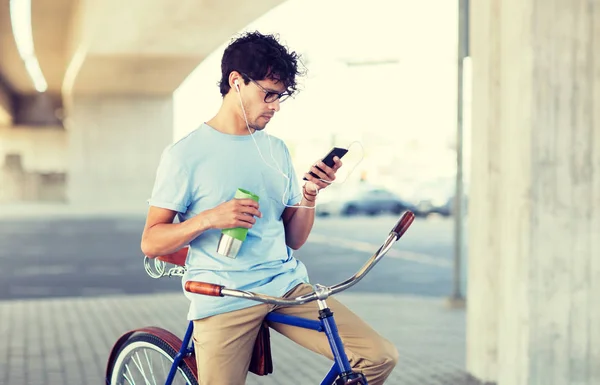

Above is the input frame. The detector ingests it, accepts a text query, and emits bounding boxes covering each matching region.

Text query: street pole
[449,0,469,307]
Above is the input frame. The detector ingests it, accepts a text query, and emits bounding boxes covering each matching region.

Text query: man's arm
[282,157,343,250]
[141,207,212,258]
[281,190,316,250]
[141,199,262,258]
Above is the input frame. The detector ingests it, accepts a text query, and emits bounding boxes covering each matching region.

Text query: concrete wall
[0,126,66,171]
[467,1,600,384]
[66,95,173,211]
[0,126,66,202]
[0,96,172,209]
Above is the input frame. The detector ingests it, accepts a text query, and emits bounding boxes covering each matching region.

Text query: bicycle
[105,211,415,385]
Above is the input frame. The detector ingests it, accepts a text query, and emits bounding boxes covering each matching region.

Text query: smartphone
[303,147,348,180]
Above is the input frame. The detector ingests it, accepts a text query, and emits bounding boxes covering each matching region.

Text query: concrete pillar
[467,1,600,384]
[66,95,173,211]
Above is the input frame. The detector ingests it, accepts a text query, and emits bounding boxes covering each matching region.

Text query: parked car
[409,177,469,217]
[415,195,453,216]
[315,185,421,217]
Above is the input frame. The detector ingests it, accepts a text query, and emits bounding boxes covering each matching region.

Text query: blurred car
[415,195,453,216]
[315,184,421,217]
[411,177,468,217]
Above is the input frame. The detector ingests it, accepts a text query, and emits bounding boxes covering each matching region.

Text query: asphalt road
[0,214,468,301]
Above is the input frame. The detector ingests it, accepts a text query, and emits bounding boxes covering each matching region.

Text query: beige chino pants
[192,283,398,384]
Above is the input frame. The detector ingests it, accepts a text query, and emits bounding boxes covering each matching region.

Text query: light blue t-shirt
[148,123,310,320]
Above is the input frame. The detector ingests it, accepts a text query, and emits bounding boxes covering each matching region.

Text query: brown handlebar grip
[184,281,224,296]
[392,211,415,238]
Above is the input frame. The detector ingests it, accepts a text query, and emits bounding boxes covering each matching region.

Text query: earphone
[234,77,364,210]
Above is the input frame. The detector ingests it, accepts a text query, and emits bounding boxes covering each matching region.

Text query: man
[141,31,398,384]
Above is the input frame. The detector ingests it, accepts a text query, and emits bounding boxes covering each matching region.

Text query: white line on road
[308,233,451,268]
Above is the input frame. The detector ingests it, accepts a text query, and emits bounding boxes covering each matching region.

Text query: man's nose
[267,99,281,112]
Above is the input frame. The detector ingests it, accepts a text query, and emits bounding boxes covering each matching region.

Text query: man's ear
[229,71,242,91]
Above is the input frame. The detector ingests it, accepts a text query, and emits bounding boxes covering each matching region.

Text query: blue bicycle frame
[166,309,365,385]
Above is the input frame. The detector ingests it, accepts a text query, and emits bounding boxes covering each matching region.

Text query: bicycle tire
[108,333,198,385]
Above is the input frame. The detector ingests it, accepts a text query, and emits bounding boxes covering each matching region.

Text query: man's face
[239,77,290,131]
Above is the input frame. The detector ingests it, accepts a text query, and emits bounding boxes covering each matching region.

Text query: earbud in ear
[234,79,240,91]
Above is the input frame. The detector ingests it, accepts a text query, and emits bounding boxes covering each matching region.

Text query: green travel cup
[216,188,260,258]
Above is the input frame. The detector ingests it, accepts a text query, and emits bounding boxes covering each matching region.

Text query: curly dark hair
[219,31,304,97]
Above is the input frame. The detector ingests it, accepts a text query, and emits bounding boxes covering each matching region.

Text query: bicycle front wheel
[108,333,197,385]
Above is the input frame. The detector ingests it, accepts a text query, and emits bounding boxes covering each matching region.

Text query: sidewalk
[0,291,470,385]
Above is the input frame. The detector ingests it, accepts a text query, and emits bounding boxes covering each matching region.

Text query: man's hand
[303,156,343,194]
[205,199,262,230]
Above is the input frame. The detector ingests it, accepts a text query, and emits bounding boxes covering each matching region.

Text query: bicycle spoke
[143,349,158,385]
[124,364,135,385]
[160,356,168,380]
[123,372,134,385]
[132,351,153,385]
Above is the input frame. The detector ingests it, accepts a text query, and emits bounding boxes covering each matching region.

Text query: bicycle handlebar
[184,211,415,306]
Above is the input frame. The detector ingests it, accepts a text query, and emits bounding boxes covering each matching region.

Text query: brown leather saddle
[156,247,273,376]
